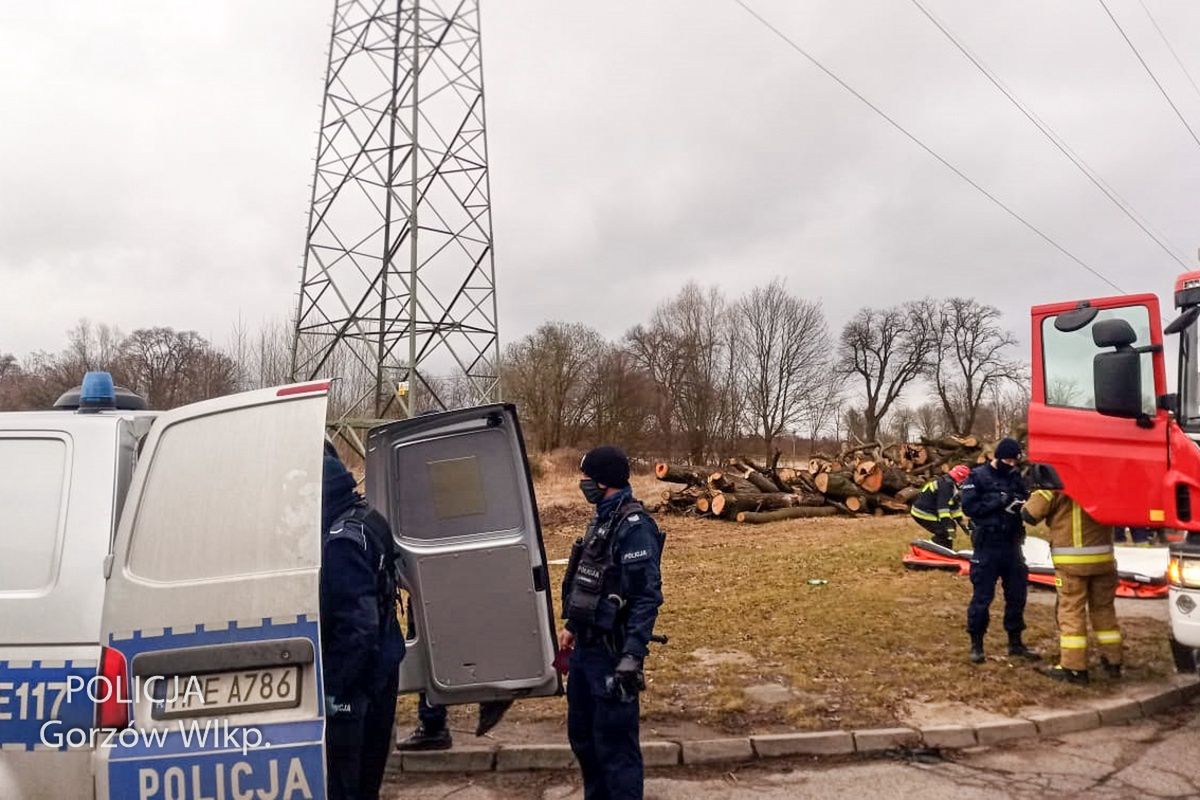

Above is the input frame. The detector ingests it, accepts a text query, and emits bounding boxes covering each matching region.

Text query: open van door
[1029,295,1173,526]
[94,383,330,800]
[365,405,561,709]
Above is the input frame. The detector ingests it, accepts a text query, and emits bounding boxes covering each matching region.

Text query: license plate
[153,666,302,719]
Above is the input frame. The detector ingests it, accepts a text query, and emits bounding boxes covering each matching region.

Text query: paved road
[385,701,1199,799]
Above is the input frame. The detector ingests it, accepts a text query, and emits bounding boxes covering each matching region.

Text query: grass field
[401,470,1174,738]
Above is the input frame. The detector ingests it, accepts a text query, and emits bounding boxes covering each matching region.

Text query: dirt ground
[396,471,1174,744]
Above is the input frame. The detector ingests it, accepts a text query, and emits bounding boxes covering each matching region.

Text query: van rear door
[365,404,561,707]
[94,383,330,800]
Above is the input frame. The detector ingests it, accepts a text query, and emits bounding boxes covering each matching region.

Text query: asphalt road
[385,699,1199,799]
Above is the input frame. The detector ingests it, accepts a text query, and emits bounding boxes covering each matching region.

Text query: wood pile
[655,435,991,524]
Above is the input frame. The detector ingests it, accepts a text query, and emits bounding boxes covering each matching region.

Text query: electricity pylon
[290,0,500,420]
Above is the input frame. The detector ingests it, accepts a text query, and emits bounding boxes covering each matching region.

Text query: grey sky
[2,1,1199,366]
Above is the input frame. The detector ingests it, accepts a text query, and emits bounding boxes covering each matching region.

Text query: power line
[1097,0,1200,152]
[1136,0,1200,107]
[730,0,1124,293]
[909,0,1188,272]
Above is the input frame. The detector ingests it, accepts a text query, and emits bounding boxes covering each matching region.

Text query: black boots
[1101,656,1122,679]
[1042,665,1089,685]
[1007,637,1041,661]
[396,725,453,751]
[969,635,986,664]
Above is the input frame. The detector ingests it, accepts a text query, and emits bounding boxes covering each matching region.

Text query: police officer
[910,464,971,548]
[321,443,406,800]
[960,437,1038,665]
[1022,489,1122,685]
[560,446,664,800]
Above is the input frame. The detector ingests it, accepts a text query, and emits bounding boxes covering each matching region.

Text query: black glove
[609,654,645,702]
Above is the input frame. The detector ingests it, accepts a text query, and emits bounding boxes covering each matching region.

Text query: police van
[0,374,560,799]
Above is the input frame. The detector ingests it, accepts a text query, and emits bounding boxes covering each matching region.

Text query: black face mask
[994,461,1014,474]
[579,478,606,505]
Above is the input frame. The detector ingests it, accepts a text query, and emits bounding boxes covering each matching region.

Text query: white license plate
[154,666,302,719]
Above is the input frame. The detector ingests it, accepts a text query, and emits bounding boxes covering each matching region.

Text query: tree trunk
[735,464,781,494]
[844,495,874,513]
[813,471,863,500]
[707,471,761,494]
[879,466,911,494]
[854,461,883,493]
[710,492,824,518]
[920,434,979,451]
[655,463,709,486]
[894,486,920,505]
[736,506,839,524]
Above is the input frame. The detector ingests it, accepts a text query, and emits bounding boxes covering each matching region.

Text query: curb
[397,674,1200,773]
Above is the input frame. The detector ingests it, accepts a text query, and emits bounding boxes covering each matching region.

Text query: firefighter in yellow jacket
[1021,489,1122,684]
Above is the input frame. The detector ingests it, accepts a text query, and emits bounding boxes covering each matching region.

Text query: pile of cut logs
[654,435,991,524]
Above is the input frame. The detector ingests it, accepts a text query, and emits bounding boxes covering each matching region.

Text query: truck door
[94,383,330,800]
[365,404,561,707]
[1029,295,1170,526]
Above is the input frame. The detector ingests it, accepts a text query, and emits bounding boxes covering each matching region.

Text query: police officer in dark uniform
[321,443,406,800]
[960,437,1039,665]
[560,446,664,800]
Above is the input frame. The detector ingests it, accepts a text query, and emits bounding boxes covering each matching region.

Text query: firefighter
[910,464,971,548]
[960,438,1038,664]
[1022,489,1121,684]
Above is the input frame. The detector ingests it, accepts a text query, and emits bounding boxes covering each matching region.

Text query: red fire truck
[1028,272,1200,672]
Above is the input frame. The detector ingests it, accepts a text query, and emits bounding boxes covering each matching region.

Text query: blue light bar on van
[79,371,117,411]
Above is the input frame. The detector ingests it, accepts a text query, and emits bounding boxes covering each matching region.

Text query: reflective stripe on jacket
[1022,489,1116,574]
[910,475,963,522]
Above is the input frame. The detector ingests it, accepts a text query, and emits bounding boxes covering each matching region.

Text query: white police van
[0,374,560,799]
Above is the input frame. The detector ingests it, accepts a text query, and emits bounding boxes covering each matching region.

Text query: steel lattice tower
[291,0,500,420]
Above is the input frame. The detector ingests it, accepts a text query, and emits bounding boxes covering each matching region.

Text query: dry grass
[503,481,1175,734]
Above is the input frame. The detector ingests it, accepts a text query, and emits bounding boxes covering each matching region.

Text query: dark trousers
[418,692,447,732]
[967,545,1027,638]
[327,674,399,800]
[914,516,953,548]
[567,644,643,800]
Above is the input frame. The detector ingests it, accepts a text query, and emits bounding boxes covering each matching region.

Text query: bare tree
[737,280,831,456]
[886,406,917,443]
[837,302,935,442]
[842,406,868,444]
[929,298,1021,435]
[804,371,846,446]
[989,377,1031,439]
[915,402,944,439]
[586,345,655,452]
[0,353,16,382]
[501,322,603,452]
[121,327,238,408]
[627,284,731,462]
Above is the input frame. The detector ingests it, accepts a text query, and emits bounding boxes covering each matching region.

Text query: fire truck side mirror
[1093,318,1143,420]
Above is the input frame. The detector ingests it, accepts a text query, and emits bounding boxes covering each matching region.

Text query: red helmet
[949,465,970,484]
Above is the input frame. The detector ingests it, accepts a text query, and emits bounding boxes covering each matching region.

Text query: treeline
[1,322,240,410]
[501,282,1028,460]
[1,282,1028,462]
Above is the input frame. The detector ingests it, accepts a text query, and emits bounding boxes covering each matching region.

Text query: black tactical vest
[562,500,645,630]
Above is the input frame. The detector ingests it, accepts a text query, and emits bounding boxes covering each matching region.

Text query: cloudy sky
[2,0,1200,363]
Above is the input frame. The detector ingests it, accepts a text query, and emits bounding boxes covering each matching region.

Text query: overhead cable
[1097,0,1200,152]
[731,0,1124,293]
[910,0,1188,272]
